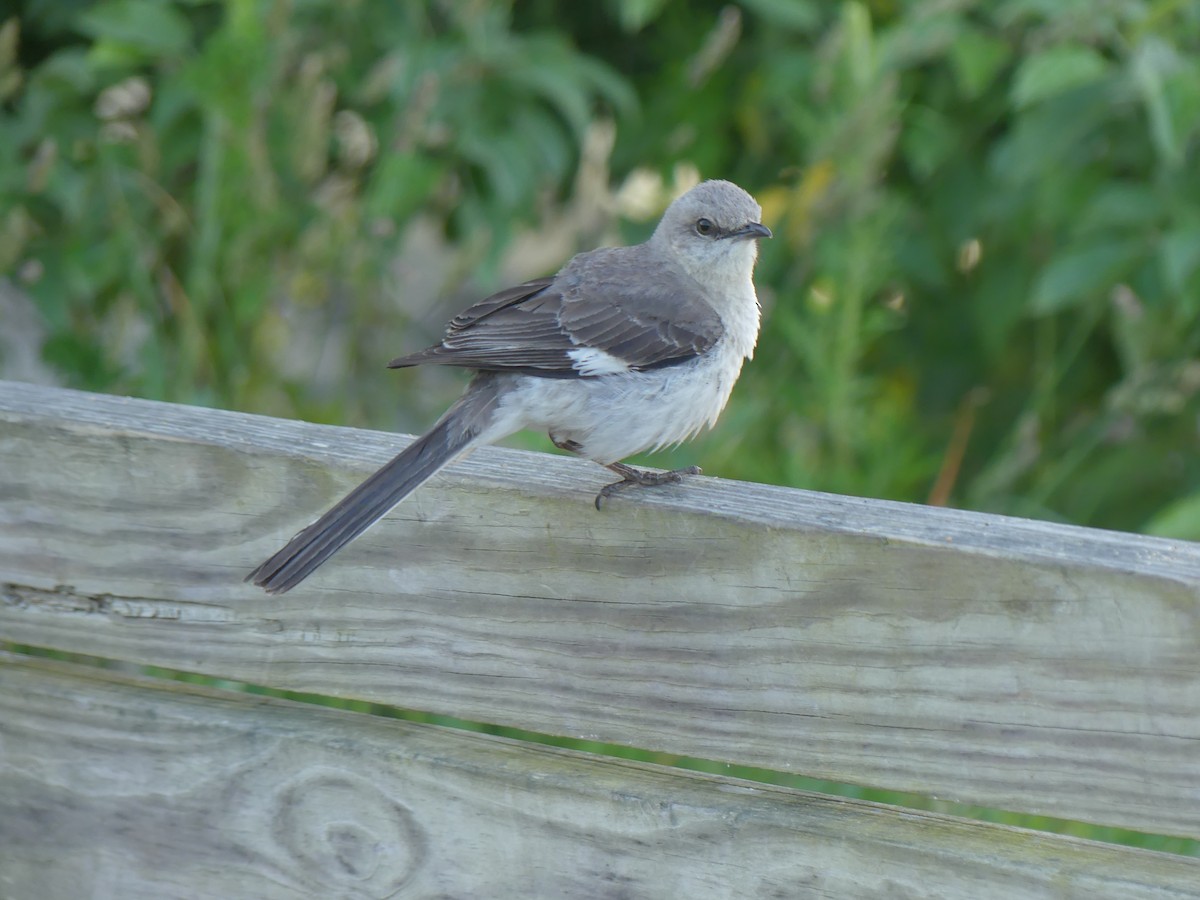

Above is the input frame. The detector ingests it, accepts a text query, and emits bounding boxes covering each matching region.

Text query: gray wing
[388,247,724,378]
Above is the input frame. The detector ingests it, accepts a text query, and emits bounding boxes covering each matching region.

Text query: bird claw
[593,464,702,510]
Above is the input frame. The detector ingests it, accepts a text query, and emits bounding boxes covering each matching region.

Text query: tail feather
[247,383,499,594]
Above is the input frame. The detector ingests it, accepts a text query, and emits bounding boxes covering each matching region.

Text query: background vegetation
[5,0,1200,536]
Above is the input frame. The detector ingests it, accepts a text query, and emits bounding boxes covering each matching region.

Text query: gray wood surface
[2,654,1197,900]
[2,380,1199,839]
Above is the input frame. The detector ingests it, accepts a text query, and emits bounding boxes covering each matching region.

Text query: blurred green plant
[1,0,632,418]
[4,0,1200,538]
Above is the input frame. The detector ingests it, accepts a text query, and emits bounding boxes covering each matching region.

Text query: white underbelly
[494,344,746,465]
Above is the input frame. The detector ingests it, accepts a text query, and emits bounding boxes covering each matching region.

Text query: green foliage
[2,0,632,415]
[4,0,1200,536]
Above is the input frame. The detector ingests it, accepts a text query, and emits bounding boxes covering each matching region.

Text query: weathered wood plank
[1,381,1198,837]
[2,654,1197,900]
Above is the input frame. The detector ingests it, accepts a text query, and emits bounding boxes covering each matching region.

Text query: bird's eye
[695,217,715,236]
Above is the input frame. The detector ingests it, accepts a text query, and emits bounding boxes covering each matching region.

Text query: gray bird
[247,179,771,593]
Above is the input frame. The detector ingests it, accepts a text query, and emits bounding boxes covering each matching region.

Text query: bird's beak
[726,222,772,241]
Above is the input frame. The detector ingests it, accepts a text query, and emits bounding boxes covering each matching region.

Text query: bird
[247,179,771,594]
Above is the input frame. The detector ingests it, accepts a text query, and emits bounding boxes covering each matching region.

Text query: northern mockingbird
[248,179,770,593]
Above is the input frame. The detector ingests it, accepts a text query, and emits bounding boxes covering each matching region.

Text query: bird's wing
[388,249,724,378]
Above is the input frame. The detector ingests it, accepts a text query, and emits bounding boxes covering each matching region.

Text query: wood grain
[2,654,1197,900]
[1,381,1198,838]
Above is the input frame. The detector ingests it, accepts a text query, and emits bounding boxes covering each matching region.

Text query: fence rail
[2,380,1198,897]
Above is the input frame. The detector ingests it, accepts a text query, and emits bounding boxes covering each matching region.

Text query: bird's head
[652,179,771,287]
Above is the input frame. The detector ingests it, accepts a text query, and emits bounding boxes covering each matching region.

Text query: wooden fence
[1,379,1198,898]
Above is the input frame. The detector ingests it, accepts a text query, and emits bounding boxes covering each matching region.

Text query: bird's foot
[594,462,702,510]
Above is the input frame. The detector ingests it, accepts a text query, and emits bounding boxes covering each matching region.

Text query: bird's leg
[594,461,702,510]
[550,435,700,510]
[552,437,585,454]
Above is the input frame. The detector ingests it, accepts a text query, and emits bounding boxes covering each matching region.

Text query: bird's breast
[503,334,751,466]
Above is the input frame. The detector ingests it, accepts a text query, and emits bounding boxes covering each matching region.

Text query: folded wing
[389,247,724,378]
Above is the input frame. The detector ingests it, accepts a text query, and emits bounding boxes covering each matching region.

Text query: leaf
[1075,182,1162,235]
[503,38,619,139]
[1131,37,1177,168]
[1159,227,1200,295]
[842,2,876,88]
[1162,62,1200,155]
[1131,38,1200,169]
[1029,240,1143,315]
[990,83,1113,185]
[880,11,963,71]
[363,153,442,222]
[1010,45,1108,109]
[512,107,574,180]
[739,0,821,32]
[570,55,638,117]
[901,105,956,179]
[1143,492,1200,541]
[28,48,96,95]
[950,29,1011,99]
[613,0,671,32]
[78,0,192,58]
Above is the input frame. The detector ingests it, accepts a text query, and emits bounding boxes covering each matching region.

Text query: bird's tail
[247,377,502,594]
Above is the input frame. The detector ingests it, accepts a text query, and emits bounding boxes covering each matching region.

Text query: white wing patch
[567,347,632,376]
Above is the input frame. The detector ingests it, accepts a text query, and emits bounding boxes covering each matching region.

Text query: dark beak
[727,222,772,241]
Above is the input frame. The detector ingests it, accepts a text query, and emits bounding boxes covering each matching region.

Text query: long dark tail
[247,380,500,594]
